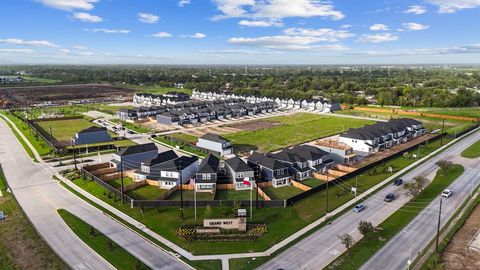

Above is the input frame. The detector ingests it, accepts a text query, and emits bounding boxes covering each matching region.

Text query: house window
[203,174,211,180]
[237,172,245,178]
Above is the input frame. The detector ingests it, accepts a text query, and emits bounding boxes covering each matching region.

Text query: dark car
[393,178,403,186]
[150,134,157,138]
[384,193,395,202]
[127,130,135,134]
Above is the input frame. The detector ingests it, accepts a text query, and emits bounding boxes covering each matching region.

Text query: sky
[0,0,479,65]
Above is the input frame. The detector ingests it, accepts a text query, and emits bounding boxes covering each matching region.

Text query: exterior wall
[73,131,112,145]
[339,136,375,153]
[316,145,351,163]
[156,114,174,125]
[196,138,232,156]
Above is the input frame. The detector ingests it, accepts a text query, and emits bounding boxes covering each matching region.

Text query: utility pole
[120,158,125,203]
[255,162,259,209]
[325,175,330,214]
[179,159,183,211]
[440,118,445,146]
[49,125,56,154]
[435,196,443,252]
[72,142,77,170]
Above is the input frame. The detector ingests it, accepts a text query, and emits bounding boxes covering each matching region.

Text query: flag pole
[250,178,253,219]
[194,179,197,220]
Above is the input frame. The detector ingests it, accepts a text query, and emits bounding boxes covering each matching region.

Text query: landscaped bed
[262,185,303,200]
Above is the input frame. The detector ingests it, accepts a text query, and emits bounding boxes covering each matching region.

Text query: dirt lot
[227,119,280,131]
[440,203,480,270]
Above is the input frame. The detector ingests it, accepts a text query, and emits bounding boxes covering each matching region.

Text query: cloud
[73,45,88,50]
[178,0,191,7]
[340,24,352,29]
[357,33,398,43]
[212,0,345,21]
[198,49,284,55]
[405,5,427,14]
[182,32,206,38]
[238,19,283,27]
[345,44,480,56]
[369,24,389,31]
[38,0,98,11]
[152,32,172,38]
[402,22,429,31]
[427,0,480,13]
[58,49,70,53]
[84,28,130,33]
[283,28,354,41]
[0,48,35,53]
[138,12,159,24]
[0,38,58,47]
[228,35,348,51]
[72,12,103,22]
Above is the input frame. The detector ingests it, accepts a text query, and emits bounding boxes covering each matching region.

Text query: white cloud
[38,0,98,11]
[58,49,70,53]
[72,12,103,22]
[340,24,352,29]
[178,0,191,7]
[427,0,480,13]
[212,0,345,21]
[402,22,430,31]
[0,48,35,53]
[198,49,284,55]
[152,32,172,38]
[283,28,354,42]
[73,45,88,50]
[228,35,348,51]
[138,13,160,24]
[345,44,480,56]
[182,32,206,38]
[405,5,427,14]
[84,28,130,33]
[357,33,398,43]
[0,38,58,47]
[369,24,389,31]
[238,19,283,27]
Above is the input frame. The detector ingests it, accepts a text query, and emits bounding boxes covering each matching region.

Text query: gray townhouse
[117,108,138,121]
[225,156,255,190]
[247,152,291,188]
[144,156,199,189]
[133,150,178,181]
[194,154,220,192]
[110,143,158,170]
[196,133,233,156]
[72,126,112,145]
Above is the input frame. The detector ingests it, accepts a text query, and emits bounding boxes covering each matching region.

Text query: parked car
[353,204,365,213]
[127,130,135,134]
[150,134,157,138]
[384,193,395,202]
[393,178,403,186]
[442,189,453,198]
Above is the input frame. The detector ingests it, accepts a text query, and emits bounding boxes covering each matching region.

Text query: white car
[442,189,453,198]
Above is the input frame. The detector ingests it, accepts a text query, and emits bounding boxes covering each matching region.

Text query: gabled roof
[197,154,220,174]
[340,118,423,140]
[200,133,229,144]
[77,126,107,134]
[143,150,178,166]
[116,143,157,156]
[248,152,286,170]
[151,156,198,172]
[225,156,254,172]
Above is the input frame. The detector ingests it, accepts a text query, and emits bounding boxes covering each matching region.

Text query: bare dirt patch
[440,203,480,270]
[227,120,280,131]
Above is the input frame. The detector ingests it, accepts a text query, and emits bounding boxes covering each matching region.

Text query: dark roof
[341,118,423,140]
[248,152,286,170]
[77,126,107,134]
[116,143,157,156]
[200,133,229,144]
[143,150,178,166]
[197,154,220,174]
[151,156,198,172]
[225,156,253,172]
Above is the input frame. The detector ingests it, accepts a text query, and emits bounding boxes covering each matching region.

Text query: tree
[358,220,375,238]
[435,160,453,176]
[338,233,354,251]
[404,176,429,198]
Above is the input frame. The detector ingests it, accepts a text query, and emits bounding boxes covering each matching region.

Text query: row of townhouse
[191,90,341,113]
[133,92,190,106]
[339,118,426,154]
[118,99,279,125]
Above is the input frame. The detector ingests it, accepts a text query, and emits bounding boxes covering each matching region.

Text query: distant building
[110,143,158,170]
[71,126,112,145]
[196,133,233,156]
[0,76,23,83]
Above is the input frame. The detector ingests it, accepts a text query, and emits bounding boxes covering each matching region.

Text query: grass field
[112,119,153,134]
[461,140,480,158]
[262,185,303,199]
[329,164,465,270]
[169,133,198,144]
[127,185,168,200]
[129,84,192,95]
[215,189,263,201]
[108,177,135,189]
[167,190,215,201]
[301,178,325,188]
[224,113,374,153]
[37,117,96,141]
[0,167,66,269]
[57,209,149,270]
[416,107,480,119]
[22,76,62,84]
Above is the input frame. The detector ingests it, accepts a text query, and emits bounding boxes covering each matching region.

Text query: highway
[258,129,480,270]
[0,119,190,270]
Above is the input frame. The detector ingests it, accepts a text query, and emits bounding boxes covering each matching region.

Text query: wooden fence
[291,180,311,191]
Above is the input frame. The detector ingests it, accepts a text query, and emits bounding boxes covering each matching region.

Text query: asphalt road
[0,120,190,270]
[258,129,480,270]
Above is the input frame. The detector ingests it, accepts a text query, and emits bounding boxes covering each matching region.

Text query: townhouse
[194,154,220,192]
[72,126,112,145]
[196,133,233,156]
[339,118,425,154]
[142,155,199,189]
[225,156,255,190]
[133,150,178,181]
[110,143,159,170]
[247,152,291,188]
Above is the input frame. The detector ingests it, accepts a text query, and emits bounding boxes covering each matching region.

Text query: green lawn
[129,84,192,95]
[1,112,52,156]
[0,167,66,269]
[224,113,373,153]
[108,177,134,189]
[262,185,303,200]
[169,133,199,144]
[417,107,480,119]
[112,119,153,134]
[127,185,169,200]
[22,76,62,84]
[57,209,149,270]
[329,164,465,270]
[37,117,96,141]
[215,189,263,201]
[461,140,480,158]
[301,178,325,188]
[166,190,215,201]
